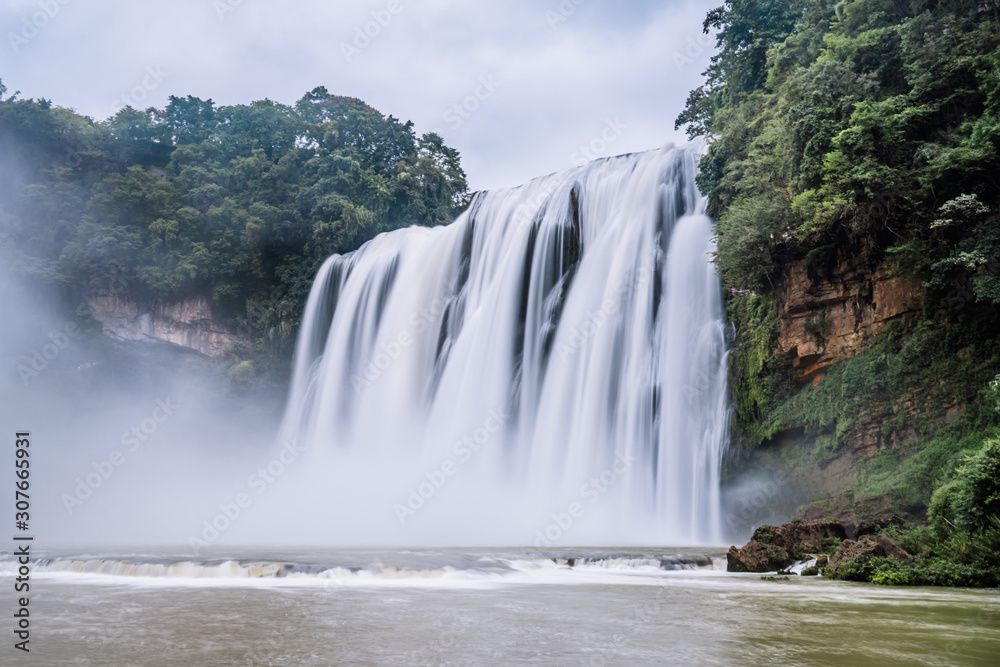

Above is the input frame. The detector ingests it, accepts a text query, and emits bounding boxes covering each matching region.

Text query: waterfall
[279,144,730,546]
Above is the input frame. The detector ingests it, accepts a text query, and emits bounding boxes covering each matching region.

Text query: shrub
[929,439,1000,534]
[869,561,919,586]
[751,526,775,543]
[822,537,843,555]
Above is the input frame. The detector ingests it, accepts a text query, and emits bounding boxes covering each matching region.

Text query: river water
[4,547,998,665]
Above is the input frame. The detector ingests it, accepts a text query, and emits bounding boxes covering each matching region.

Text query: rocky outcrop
[726,258,928,532]
[751,520,848,557]
[728,519,847,572]
[727,542,793,573]
[84,288,240,357]
[775,258,922,379]
[825,534,911,576]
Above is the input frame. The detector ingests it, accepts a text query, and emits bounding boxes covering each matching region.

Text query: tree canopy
[678,0,1000,298]
[0,85,469,376]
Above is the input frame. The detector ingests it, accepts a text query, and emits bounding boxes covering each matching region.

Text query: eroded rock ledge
[775,258,922,378]
[727,519,911,575]
[84,288,240,357]
[727,519,847,572]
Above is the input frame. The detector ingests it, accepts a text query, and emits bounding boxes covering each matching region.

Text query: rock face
[825,534,911,576]
[751,520,848,557]
[775,258,922,379]
[728,258,930,532]
[84,288,240,357]
[727,542,793,573]
[727,519,847,572]
[726,521,847,572]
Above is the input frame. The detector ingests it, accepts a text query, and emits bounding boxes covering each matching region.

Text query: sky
[0,0,718,191]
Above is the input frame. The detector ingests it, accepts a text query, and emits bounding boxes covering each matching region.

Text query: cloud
[0,0,717,190]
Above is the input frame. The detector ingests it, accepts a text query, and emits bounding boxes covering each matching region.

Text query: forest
[677,0,1000,585]
[0,82,468,382]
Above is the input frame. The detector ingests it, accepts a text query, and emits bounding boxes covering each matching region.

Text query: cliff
[728,258,937,535]
[774,258,923,381]
[84,288,240,357]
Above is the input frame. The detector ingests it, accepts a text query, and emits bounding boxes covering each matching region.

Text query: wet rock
[751,520,848,557]
[727,542,793,573]
[826,534,911,576]
[815,554,828,567]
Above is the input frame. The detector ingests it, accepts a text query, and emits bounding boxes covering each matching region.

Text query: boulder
[727,541,793,573]
[826,534,911,576]
[751,520,848,557]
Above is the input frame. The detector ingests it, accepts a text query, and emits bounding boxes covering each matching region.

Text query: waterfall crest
[280,144,730,546]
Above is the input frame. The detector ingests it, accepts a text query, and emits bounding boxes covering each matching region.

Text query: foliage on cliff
[680,0,1000,294]
[827,439,1000,587]
[0,83,468,381]
[680,0,1000,516]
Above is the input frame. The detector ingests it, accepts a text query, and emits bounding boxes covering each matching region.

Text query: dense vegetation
[824,438,1000,586]
[680,0,1000,584]
[0,82,468,385]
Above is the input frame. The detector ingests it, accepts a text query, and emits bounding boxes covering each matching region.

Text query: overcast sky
[1,0,718,191]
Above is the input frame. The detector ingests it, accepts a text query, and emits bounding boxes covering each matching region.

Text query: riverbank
[728,516,1000,589]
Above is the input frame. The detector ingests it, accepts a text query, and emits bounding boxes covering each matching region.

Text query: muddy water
[6,548,999,666]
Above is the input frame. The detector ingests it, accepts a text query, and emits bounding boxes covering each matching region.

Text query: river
[5,547,998,665]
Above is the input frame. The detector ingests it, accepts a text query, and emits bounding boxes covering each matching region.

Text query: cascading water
[279,144,730,546]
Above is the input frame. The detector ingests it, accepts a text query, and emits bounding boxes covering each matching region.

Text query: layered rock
[729,259,929,529]
[775,258,922,379]
[750,519,848,557]
[727,542,793,573]
[84,288,240,357]
[728,519,848,572]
